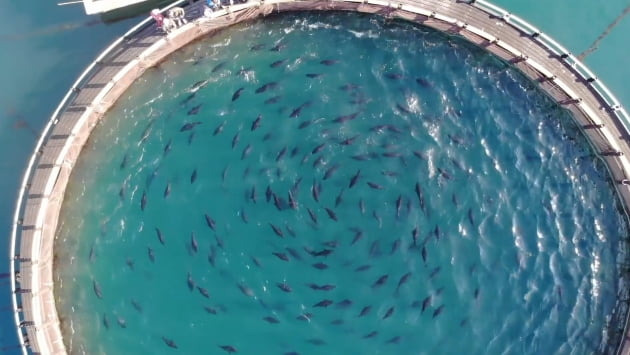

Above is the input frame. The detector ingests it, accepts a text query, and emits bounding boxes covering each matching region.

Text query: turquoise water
[53,13,627,354]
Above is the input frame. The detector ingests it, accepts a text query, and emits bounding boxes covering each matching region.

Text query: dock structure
[9,0,630,354]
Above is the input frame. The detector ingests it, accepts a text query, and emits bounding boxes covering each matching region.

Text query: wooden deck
[9,0,630,354]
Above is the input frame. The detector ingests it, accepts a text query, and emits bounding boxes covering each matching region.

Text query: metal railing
[472,0,630,137]
[9,2,186,354]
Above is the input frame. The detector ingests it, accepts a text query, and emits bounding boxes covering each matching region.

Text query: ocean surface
[53,13,627,354]
[0,0,629,353]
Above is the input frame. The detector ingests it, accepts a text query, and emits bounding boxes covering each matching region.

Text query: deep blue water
[52,13,628,354]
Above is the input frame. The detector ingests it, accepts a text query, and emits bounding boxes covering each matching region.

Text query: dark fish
[395,272,412,293]
[339,83,360,91]
[320,59,338,66]
[298,120,313,129]
[211,61,227,73]
[313,299,333,308]
[264,95,282,104]
[218,345,238,353]
[103,314,109,329]
[286,247,302,260]
[249,185,257,204]
[163,139,172,156]
[287,191,297,210]
[140,190,147,211]
[390,239,401,255]
[386,336,402,344]
[241,144,252,160]
[213,121,226,136]
[89,245,96,262]
[289,101,311,118]
[272,252,289,262]
[231,132,240,149]
[385,72,404,80]
[263,316,279,324]
[332,112,359,124]
[93,280,103,299]
[204,306,218,314]
[250,43,265,51]
[180,93,195,105]
[421,247,427,263]
[337,299,353,308]
[416,77,432,87]
[363,331,378,339]
[131,299,142,313]
[429,266,441,279]
[474,288,480,299]
[208,245,217,267]
[312,249,333,257]
[119,154,128,169]
[382,306,395,319]
[432,305,445,318]
[164,182,171,198]
[395,195,403,218]
[306,73,323,78]
[276,146,287,162]
[382,151,402,158]
[237,283,255,297]
[372,210,382,229]
[330,319,344,325]
[265,185,273,203]
[306,207,318,225]
[312,155,325,168]
[351,230,364,245]
[239,208,248,224]
[269,223,284,238]
[296,313,313,321]
[367,182,383,190]
[372,274,388,288]
[468,208,474,226]
[255,82,278,94]
[270,43,286,51]
[311,180,320,202]
[117,317,126,328]
[198,286,210,298]
[307,338,326,346]
[355,264,371,272]
[251,115,262,131]
[205,214,216,231]
[437,167,451,180]
[311,143,326,155]
[353,305,371,319]
[179,122,201,132]
[335,189,344,207]
[232,87,244,101]
[190,169,197,184]
[187,272,195,291]
[324,208,338,222]
[125,257,134,270]
[415,183,426,213]
[312,262,328,270]
[190,232,198,253]
[323,164,339,180]
[270,59,288,68]
[187,105,202,115]
[339,135,359,145]
[351,153,377,161]
[222,165,229,183]
[156,228,165,245]
[421,296,431,312]
[277,282,292,293]
[161,336,178,349]
[148,247,155,263]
